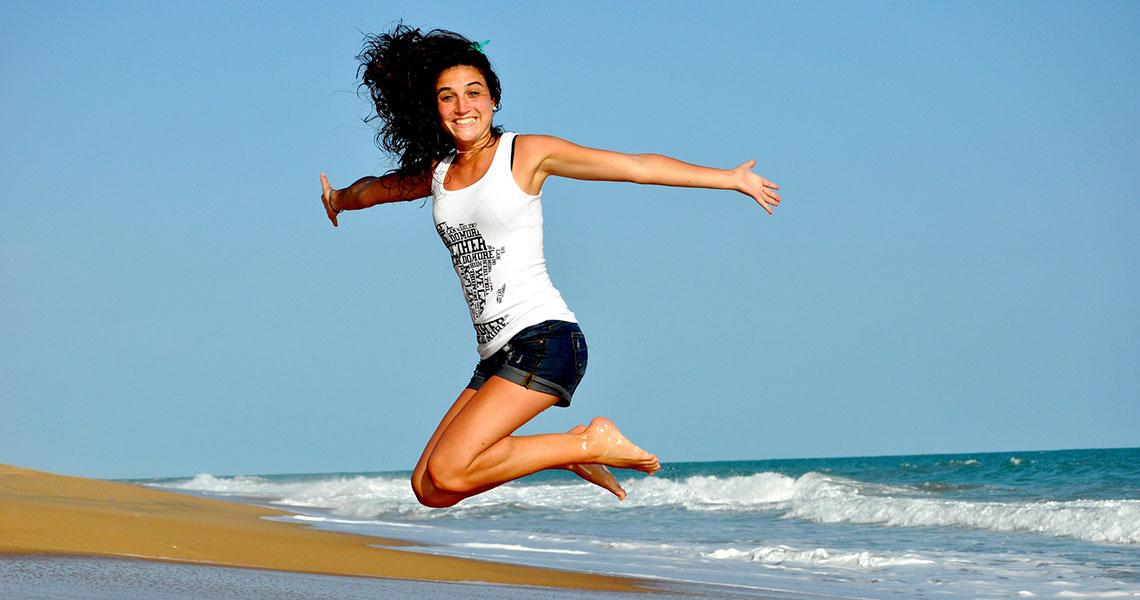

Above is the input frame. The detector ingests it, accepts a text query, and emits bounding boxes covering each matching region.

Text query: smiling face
[435,65,497,150]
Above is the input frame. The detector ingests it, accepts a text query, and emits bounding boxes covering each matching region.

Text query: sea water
[146,447,1140,599]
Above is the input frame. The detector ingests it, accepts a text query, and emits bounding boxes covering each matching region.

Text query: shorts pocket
[571,331,588,382]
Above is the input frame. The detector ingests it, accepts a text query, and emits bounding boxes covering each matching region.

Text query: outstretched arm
[516,135,781,214]
[319,171,432,227]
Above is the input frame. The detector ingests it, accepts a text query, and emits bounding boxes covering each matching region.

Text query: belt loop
[523,373,534,388]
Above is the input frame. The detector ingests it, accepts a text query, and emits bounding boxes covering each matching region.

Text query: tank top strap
[489,131,516,180]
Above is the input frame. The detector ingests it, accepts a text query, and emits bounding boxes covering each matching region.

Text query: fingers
[758,188,782,214]
[320,172,333,204]
[747,175,781,215]
[320,172,338,227]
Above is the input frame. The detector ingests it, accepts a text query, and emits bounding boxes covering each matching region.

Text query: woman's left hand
[732,160,781,215]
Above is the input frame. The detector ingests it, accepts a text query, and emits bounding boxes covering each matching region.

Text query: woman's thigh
[411,387,482,504]
[430,376,559,464]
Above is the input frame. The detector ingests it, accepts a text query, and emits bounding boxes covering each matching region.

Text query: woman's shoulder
[511,133,562,157]
[513,133,580,153]
[512,132,553,144]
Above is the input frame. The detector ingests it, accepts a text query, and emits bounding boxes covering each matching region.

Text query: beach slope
[0,465,639,592]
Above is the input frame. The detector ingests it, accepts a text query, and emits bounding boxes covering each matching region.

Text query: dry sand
[0,464,643,592]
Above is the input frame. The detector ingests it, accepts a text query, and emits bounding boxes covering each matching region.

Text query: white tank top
[431,132,577,359]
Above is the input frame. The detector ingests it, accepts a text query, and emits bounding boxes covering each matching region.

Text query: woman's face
[435,65,496,149]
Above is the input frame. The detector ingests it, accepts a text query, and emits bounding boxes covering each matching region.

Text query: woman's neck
[453,133,498,163]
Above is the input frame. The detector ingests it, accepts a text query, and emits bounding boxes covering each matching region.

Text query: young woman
[320,26,780,508]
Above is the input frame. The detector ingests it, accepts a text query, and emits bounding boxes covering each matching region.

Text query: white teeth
[456,117,476,125]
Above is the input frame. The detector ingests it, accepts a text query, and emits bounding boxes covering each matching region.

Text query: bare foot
[563,425,626,500]
[584,417,660,475]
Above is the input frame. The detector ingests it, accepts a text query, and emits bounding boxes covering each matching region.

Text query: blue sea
[144,448,1140,599]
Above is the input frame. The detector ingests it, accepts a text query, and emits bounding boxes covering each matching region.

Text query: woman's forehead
[436,65,486,88]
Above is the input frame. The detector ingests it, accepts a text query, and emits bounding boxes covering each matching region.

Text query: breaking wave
[156,470,1140,545]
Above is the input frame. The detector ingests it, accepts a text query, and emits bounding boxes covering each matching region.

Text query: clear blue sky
[2,1,1137,479]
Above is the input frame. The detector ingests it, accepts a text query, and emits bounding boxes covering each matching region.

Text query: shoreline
[0,464,644,593]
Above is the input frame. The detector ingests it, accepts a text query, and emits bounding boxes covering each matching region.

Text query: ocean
[144,447,1140,599]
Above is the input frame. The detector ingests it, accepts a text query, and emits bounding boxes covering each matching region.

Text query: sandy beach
[0,464,643,595]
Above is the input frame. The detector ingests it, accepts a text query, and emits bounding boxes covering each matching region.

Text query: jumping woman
[319,25,780,508]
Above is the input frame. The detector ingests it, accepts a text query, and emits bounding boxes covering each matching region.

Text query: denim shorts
[465,320,588,407]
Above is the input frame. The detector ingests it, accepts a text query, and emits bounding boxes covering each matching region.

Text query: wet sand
[0,553,685,600]
[0,464,643,593]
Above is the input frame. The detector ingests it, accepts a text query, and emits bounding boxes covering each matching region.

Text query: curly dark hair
[358,24,504,178]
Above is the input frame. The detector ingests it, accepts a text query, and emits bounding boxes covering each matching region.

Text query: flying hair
[357,23,504,179]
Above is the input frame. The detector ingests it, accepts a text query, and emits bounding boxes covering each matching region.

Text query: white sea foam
[156,472,609,519]
[158,470,1140,545]
[457,543,589,555]
[168,473,273,493]
[703,545,934,569]
[622,472,1140,545]
[598,541,686,553]
[1053,592,1139,598]
[619,472,805,510]
[289,515,425,529]
[157,473,428,519]
[777,478,1140,545]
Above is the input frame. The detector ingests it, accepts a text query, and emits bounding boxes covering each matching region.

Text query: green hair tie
[471,40,490,53]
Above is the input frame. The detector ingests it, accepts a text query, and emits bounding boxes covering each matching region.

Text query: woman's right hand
[320,172,338,227]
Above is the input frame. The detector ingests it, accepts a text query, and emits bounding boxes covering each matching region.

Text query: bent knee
[411,469,464,508]
[414,489,461,508]
[425,456,473,496]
